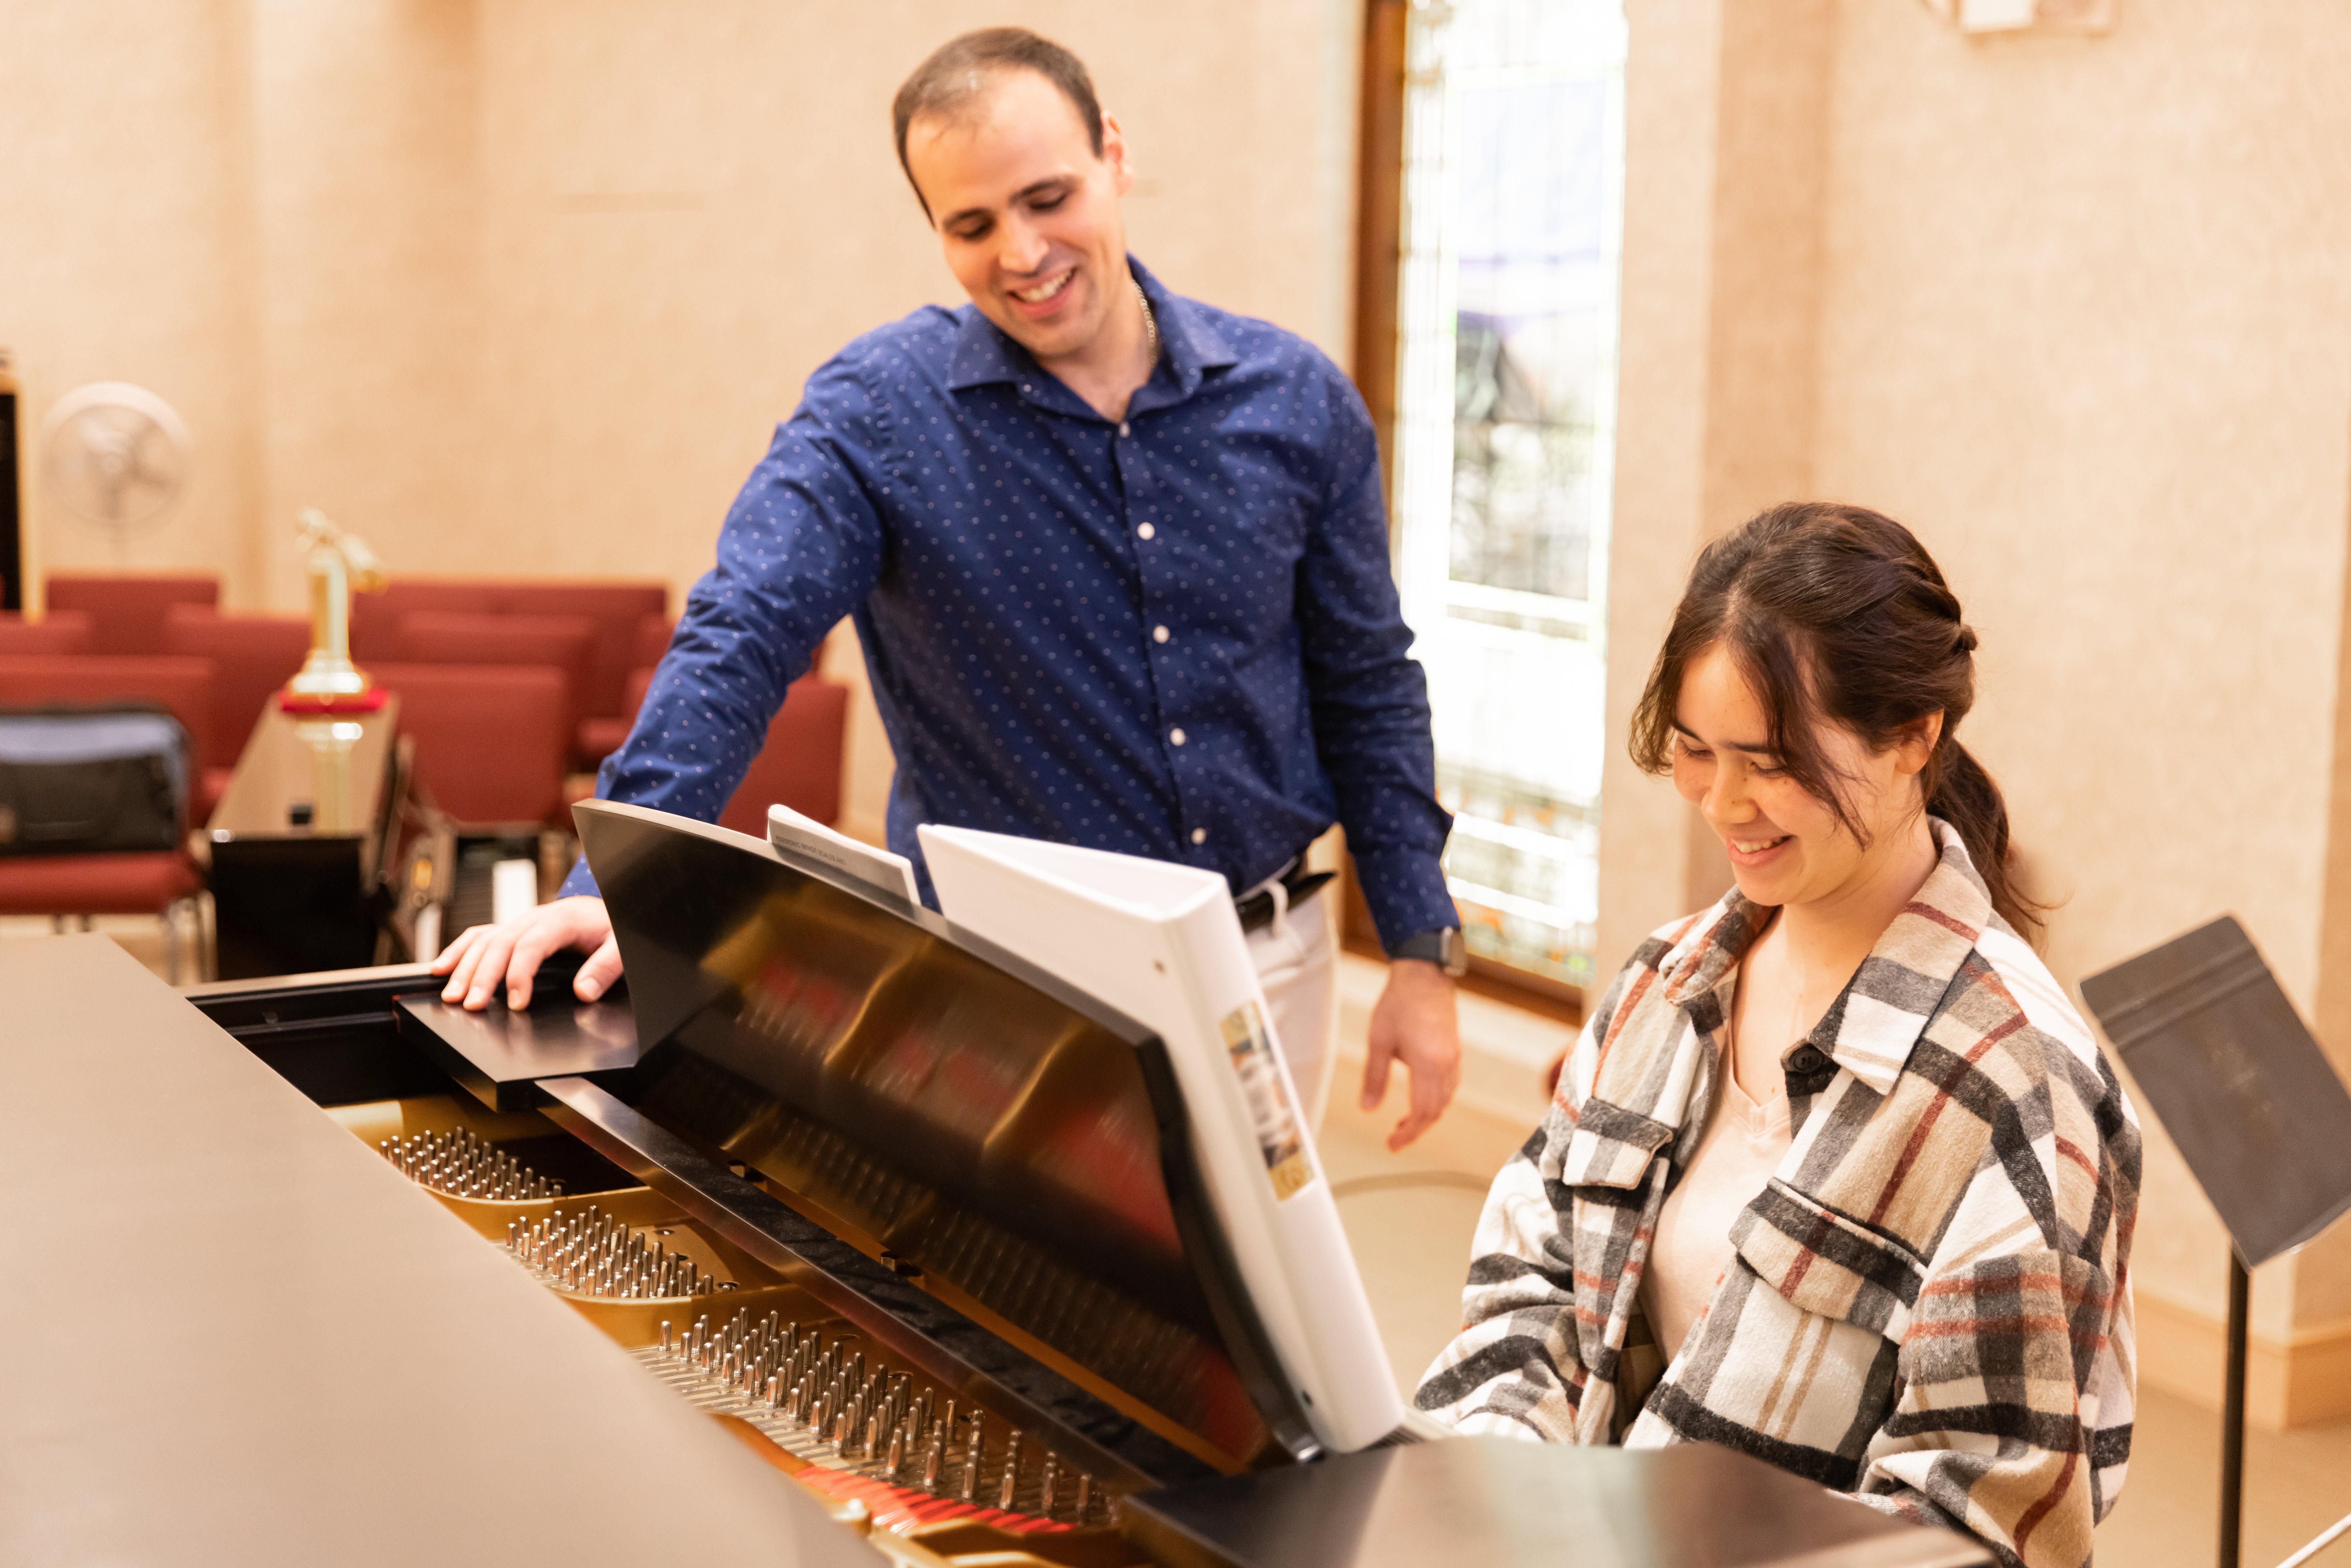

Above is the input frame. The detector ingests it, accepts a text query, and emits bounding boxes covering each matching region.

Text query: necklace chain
[1133,279,1160,365]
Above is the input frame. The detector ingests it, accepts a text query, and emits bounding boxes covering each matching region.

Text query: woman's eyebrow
[1671,721,1774,754]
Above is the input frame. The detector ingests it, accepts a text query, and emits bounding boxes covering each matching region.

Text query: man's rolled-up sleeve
[1295,370,1454,950]
[559,352,890,898]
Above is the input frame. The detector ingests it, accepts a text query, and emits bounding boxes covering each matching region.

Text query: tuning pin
[922,1432,944,1490]
[1039,1456,1059,1519]
[1074,1474,1092,1524]
[996,1432,1023,1511]
[885,1422,906,1480]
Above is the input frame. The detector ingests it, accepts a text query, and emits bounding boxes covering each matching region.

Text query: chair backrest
[0,611,95,656]
[632,612,676,672]
[486,584,667,721]
[716,675,848,833]
[347,579,666,719]
[0,654,216,767]
[349,581,499,662]
[394,610,594,747]
[602,668,845,829]
[44,575,220,655]
[160,606,311,773]
[370,662,567,826]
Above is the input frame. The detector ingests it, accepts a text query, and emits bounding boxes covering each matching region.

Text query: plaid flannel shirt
[1416,821,2141,1568]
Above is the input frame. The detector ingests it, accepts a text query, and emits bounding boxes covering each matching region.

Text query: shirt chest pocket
[1728,1179,1929,1342]
[1557,1098,1675,1189]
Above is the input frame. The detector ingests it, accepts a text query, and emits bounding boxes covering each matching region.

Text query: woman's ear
[1894,711,1944,777]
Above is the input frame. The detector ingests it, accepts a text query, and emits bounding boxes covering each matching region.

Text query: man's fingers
[430,923,481,980]
[1387,1054,1453,1152]
[574,936,623,1001]
[502,924,565,1010]
[460,929,519,1010]
[440,926,497,1001]
[1358,1036,1396,1113]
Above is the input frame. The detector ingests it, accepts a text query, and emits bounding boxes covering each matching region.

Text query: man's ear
[1100,110,1134,196]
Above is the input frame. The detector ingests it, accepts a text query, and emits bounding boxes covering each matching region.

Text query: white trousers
[1243,877,1339,1134]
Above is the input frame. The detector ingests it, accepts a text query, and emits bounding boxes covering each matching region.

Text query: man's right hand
[430,894,621,1011]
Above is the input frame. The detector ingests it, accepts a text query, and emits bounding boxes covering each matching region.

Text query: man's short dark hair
[892,28,1104,220]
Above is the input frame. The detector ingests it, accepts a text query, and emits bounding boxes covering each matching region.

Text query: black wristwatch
[1392,927,1468,978]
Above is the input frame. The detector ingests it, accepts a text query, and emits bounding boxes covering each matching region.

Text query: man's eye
[1030,193,1068,212]
[952,221,991,241]
[1680,746,1712,762]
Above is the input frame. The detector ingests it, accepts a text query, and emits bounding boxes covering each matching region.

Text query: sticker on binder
[1219,999,1312,1200]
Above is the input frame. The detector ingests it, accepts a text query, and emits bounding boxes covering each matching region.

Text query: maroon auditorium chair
[348,581,499,663]
[486,584,667,758]
[0,653,214,976]
[0,611,95,655]
[160,606,310,796]
[370,663,569,826]
[591,663,847,833]
[578,614,679,767]
[45,574,220,655]
[393,611,595,773]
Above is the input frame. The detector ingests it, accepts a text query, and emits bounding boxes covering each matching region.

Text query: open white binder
[920,825,1409,1454]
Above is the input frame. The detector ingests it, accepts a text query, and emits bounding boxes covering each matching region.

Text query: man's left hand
[1360,958,1462,1151]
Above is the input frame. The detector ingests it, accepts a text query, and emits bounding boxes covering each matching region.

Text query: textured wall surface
[1605,0,2351,1416]
[0,0,1363,839]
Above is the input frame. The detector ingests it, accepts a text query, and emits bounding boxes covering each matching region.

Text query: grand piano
[0,800,1989,1568]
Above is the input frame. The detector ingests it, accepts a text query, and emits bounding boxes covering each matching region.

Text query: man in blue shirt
[435,28,1465,1149]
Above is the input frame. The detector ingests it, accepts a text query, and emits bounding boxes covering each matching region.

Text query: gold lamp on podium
[275,509,389,834]
[280,508,388,715]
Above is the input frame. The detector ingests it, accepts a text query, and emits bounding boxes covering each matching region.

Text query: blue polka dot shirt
[562,259,1456,951]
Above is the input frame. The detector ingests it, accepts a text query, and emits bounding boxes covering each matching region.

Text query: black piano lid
[576,800,1321,1480]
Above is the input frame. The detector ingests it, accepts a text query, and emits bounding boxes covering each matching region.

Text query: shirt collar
[945,255,1236,405]
[1656,817,1996,1096]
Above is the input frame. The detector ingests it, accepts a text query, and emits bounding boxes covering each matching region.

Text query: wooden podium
[202,698,408,979]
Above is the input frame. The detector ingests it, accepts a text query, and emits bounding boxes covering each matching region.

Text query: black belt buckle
[1235,861,1335,935]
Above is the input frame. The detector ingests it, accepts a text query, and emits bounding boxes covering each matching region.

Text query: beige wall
[2,0,1363,835]
[1606,0,2351,1424]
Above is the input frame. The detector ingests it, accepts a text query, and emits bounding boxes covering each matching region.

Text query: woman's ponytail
[1926,736,2040,938]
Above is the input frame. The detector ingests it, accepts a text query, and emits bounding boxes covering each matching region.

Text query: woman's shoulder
[1952,919,2130,1116]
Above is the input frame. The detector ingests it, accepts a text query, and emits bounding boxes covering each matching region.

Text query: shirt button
[1169,727,1187,747]
[1787,1046,1829,1075]
[1191,828,1207,845]
[1153,625,1170,644]
[1137,523,1156,541]
[1119,421,1131,437]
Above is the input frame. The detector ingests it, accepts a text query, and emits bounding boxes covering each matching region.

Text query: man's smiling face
[903,68,1133,370]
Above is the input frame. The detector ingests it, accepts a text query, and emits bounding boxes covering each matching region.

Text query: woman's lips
[1725,832,1793,868]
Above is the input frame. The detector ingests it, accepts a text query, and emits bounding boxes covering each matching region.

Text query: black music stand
[2081,916,2351,1568]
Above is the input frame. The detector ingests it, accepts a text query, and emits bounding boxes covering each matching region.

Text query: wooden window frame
[1338,0,1584,1028]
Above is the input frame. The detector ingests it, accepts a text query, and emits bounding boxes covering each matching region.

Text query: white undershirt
[1641,981,1794,1363]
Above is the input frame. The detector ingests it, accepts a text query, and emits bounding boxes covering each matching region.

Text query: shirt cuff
[1352,843,1458,955]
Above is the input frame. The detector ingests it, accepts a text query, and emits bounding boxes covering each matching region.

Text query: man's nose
[998,216,1050,275]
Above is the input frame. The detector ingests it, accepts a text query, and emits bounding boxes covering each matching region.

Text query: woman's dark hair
[1629,502,2042,937]
[892,29,1104,221]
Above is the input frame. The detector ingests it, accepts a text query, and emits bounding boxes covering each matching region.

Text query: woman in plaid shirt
[1417,504,2139,1568]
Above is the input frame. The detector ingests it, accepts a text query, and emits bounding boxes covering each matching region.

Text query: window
[1392,0,1625,991]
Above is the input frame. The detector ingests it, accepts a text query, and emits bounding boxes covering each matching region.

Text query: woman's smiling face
[1670,642,1937,911]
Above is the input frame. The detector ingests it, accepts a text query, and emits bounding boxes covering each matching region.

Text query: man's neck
[1037,264,1156,422]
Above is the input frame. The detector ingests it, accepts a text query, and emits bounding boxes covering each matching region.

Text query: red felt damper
[791,1464,1072,1536]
